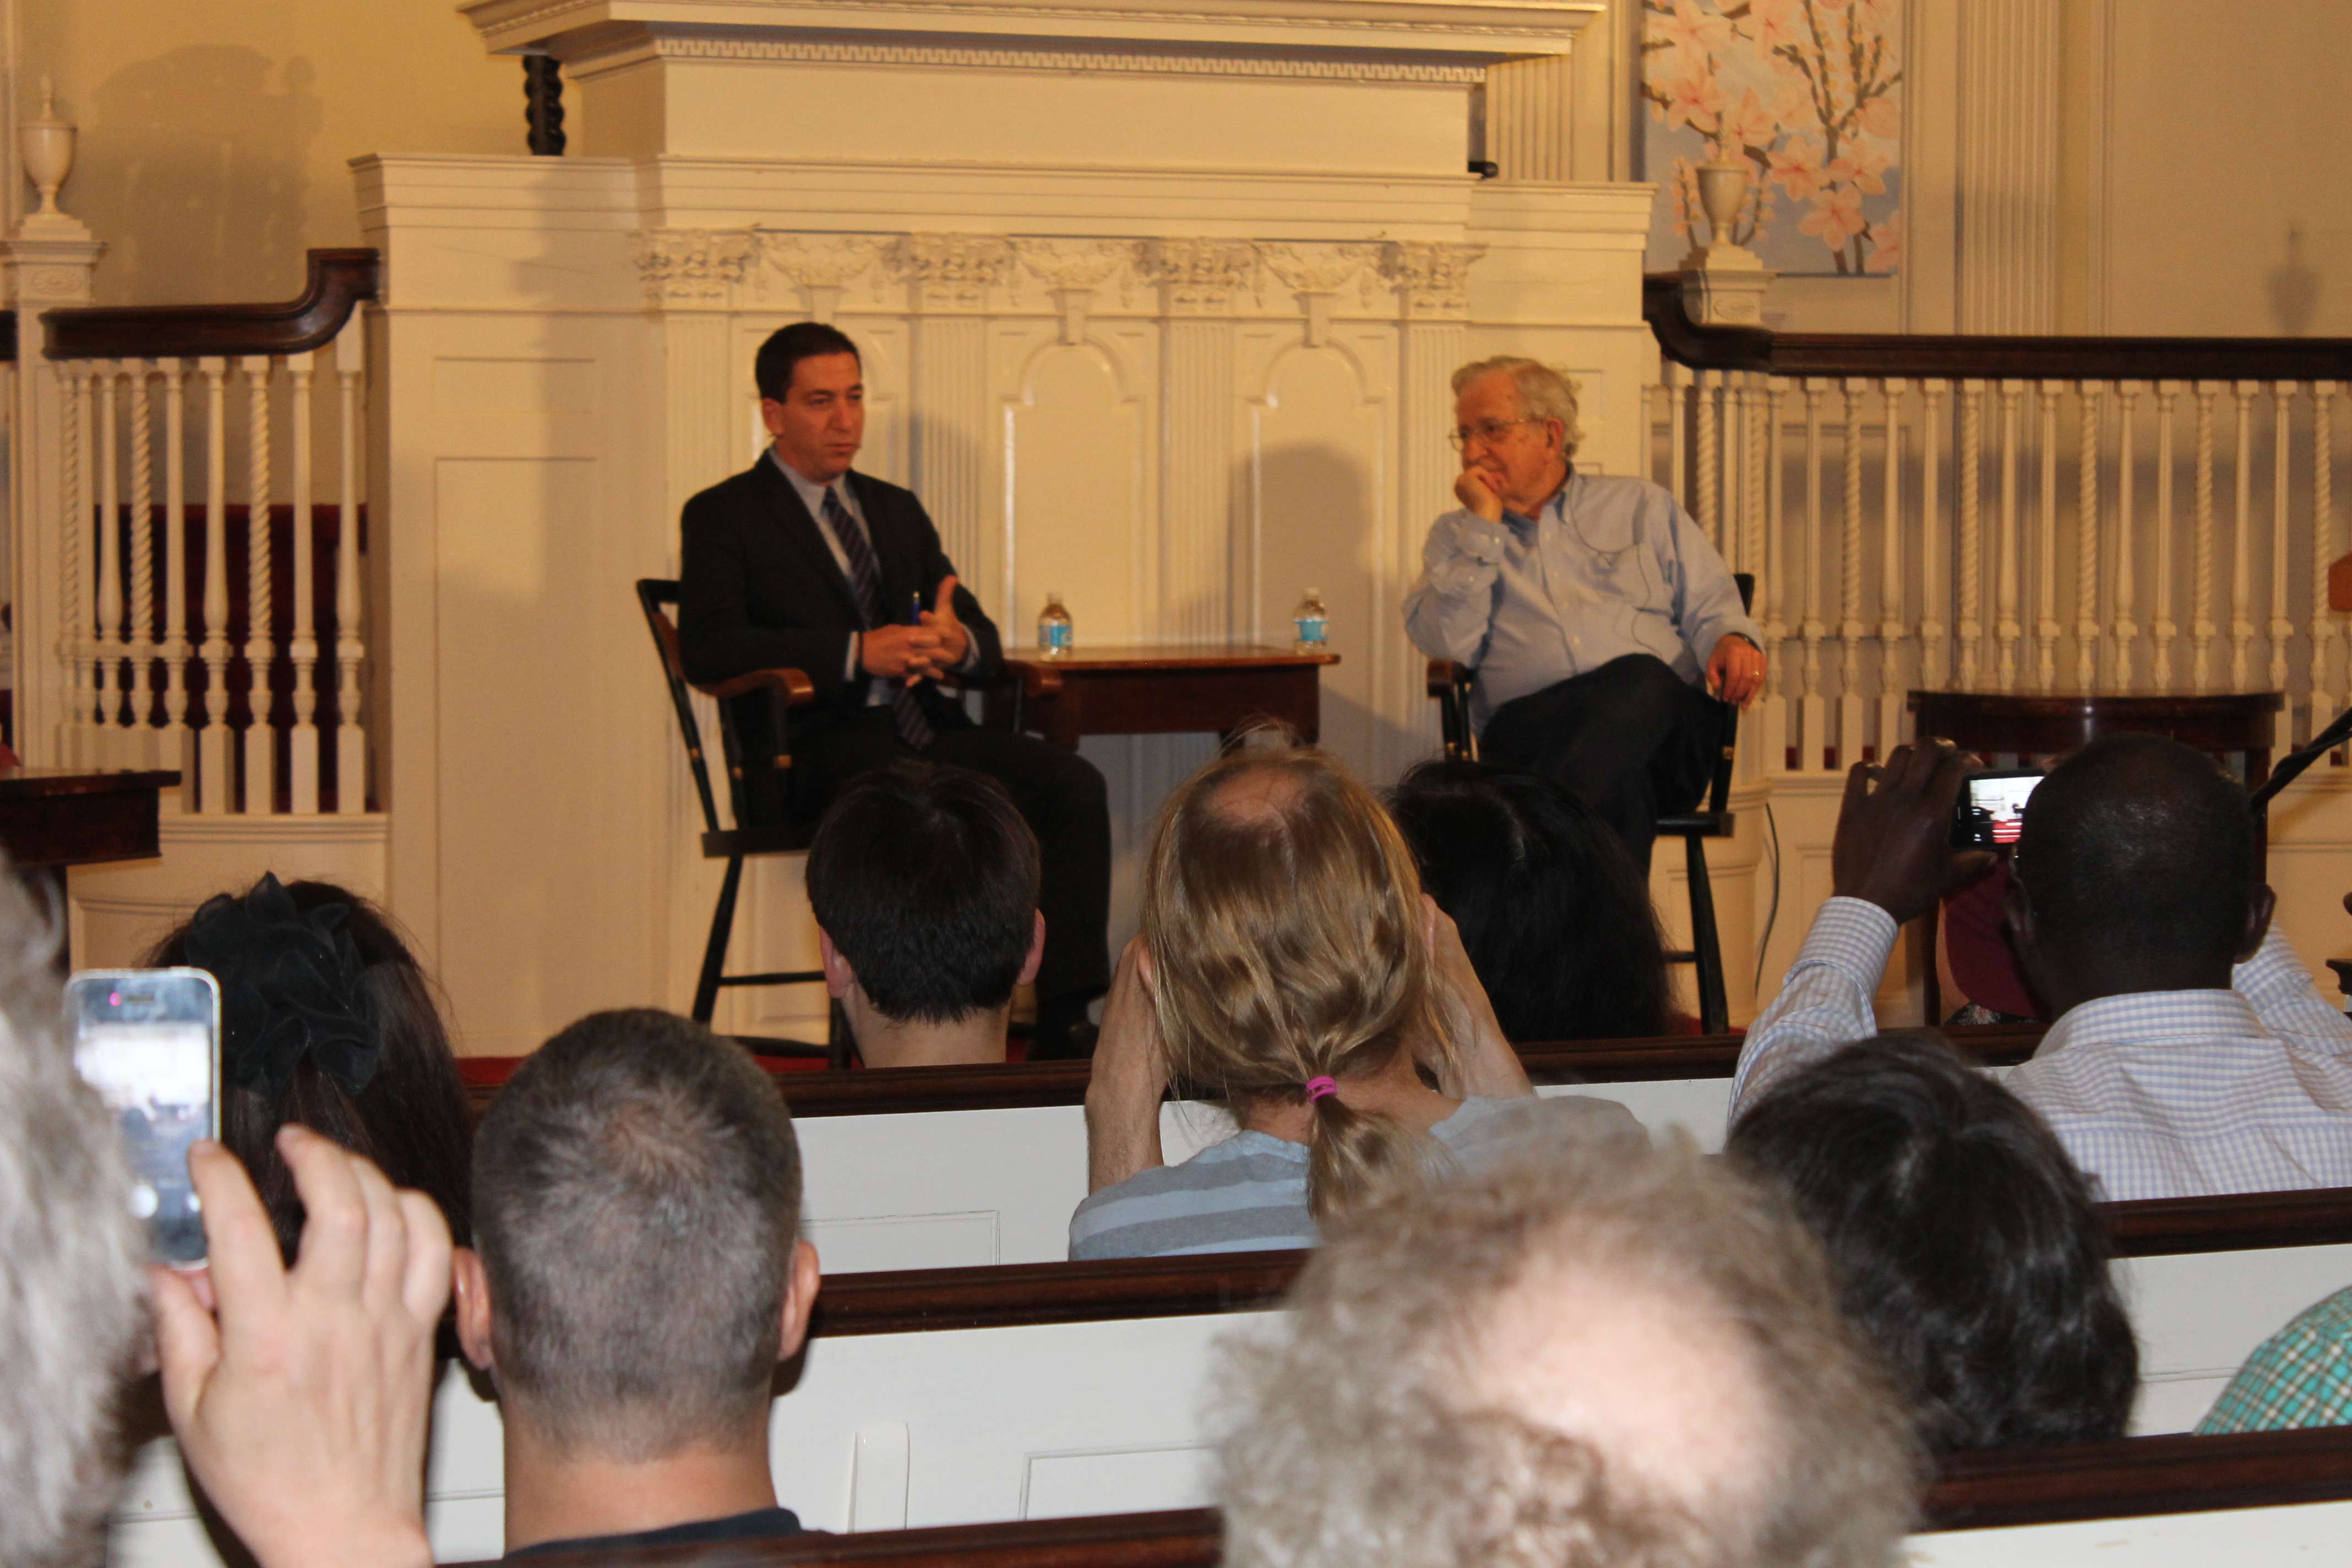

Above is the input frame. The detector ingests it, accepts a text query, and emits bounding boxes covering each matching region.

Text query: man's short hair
[1729,1030,2138,1452]
[806,761,1042,1023]
[754,320,862,403]
[1452,355,1585,457]
[473,1009,803,1460]
[2014,732,2257,973]
[1217,1105,1918,1568]
[0,867,146,1566]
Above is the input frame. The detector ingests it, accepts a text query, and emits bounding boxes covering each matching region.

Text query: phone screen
[1951,771,2042,850]
[68,970,221,1267]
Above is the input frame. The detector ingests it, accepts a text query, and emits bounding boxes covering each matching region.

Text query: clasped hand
[1830,739,1997,927]
[861,576,971,684]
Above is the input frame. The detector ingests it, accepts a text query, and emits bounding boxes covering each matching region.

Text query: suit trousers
[799,709,1114,1008]
[1478,654,1722,874]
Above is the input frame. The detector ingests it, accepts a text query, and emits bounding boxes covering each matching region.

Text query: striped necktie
[823,483,935,752]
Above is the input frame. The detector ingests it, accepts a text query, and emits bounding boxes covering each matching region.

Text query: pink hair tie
[1304,1076,1340,1103]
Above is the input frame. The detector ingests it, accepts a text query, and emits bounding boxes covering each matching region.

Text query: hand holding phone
[69,968,221,1267]
[1950,769,2044,850]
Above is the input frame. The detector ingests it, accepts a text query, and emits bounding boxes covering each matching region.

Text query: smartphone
[67,969,221,1268]
[1950,769,2043,851]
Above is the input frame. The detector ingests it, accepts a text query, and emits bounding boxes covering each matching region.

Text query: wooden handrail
[43,248,379,361]
[453,1425,2352,1566]
[458,1022,2050,1120]
[1643,272,2352,382]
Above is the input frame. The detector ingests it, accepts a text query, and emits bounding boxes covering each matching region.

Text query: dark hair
[1390,760,1669,1042]
[2015,732,2257,977]
[145,878,471,1258]
[754,320,862,403]
[805,761,1041,1023]
[473,1009,802,1458]
[1727,1030,2137,1452]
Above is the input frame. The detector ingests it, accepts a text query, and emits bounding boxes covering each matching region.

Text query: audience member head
[459,1009,816,1463]
[1391,760,1669,1042]
[1728,1030,2137,1451]
[807,761,1044,1066]
[0,867,145,1568]
[145,874,472,1259]
[2008,733,2269,1010]
[1218,1103,1918,1568]
[1141,741,1445,1220]
[1452,355,1585,460]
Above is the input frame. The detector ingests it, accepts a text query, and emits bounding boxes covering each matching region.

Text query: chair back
[635,578,727,836]
[1701,570,1758,813]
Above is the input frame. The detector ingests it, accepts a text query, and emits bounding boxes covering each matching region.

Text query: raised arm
[1403,508,1512,667]
[1085,939,1168,1193]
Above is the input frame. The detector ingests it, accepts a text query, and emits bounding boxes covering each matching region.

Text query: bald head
[2012,734,2266,1003]
[1216,1103,1919,1568]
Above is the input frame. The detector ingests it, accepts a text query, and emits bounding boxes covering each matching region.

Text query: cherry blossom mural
[1640,0,1904,276]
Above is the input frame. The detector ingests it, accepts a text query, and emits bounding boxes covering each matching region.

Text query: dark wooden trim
[0,312,17,363]
[810,1250,1303,1338]
[44,249,379,361]
[459,1023,2050,1120]
[1644,271,2352,382]
[2104,1185,2352,1255]
[448,1427,2352,1566]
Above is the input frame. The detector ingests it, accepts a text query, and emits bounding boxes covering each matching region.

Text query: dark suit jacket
[677,458,1004,824]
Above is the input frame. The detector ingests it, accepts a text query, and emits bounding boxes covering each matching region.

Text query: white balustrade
[1648,359,2350,775]
[45,325,369,812]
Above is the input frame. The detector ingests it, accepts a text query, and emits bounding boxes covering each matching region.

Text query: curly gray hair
[0,867,146,1566]
[1453,356,1585,457]
[1215,1103,1921,1568]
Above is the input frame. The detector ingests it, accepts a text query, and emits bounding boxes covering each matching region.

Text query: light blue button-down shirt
[1402,470,1760,729]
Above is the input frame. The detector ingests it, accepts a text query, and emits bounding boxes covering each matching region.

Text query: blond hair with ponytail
[1141,743,1455,1221]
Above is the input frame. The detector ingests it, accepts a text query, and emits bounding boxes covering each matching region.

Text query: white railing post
[241,356,276,812]
[95,362,123,759]
[1837,379,1865,767]
[2271,382,2295,705]
[334,320,368,813]
[2112,384,2141,693]
[1995,379,2024,693]
[1800,379,1826,769]
[1920,380,1948,690]
[57,363,92,765]
[198,357,231,813]
[1696,368,1721,552]
[161,360,192,785]
[2073,382,2103,693]
[2229,380,2257,692]
[2313,384,2339,754]
[1759,378,1789,773]
[2155,383,2182,690]
[2034,380,2061,692]
[1959,380,1986,689]
[287,351,320,813]
[2191,381,2219,692]
[1877,379,1907,753]
[128,360,159,767]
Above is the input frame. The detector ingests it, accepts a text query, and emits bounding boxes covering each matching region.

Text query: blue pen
[912,591,923,626]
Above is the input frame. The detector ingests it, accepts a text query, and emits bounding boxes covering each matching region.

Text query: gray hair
[1216,1104,1921,1568]
[1453,356,1585,456]
[0,867,146,1566]
[473,1009,803,1460]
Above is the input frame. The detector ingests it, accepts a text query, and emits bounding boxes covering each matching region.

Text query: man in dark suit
[678,323,1110,1058]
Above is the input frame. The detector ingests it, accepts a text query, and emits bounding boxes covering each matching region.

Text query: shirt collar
[2037,987,2266,1057]
[1501,466,1575,540]
[767,444,855,520]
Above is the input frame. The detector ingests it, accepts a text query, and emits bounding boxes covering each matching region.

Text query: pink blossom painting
[1641,0,1903,277]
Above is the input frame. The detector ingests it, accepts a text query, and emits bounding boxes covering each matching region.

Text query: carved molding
[1016,239,1140,343]
[761,232,891,320]
[631,228,759,303]
[890,234,1019,310]
[1259,242,1378,343]
[1380,240,1486,317]
[612,34,1488,84]
[1139,239,1260,315]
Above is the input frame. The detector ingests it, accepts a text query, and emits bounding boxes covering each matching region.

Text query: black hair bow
[184,873,382,1106]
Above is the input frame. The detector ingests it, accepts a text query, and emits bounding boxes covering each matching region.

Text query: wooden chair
[1425,573,1755,1033]
[636,578,845,1064]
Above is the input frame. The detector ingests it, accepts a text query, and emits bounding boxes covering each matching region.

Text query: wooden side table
[988,644,1341,750]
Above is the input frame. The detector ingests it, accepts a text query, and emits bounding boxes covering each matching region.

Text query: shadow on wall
[81,47,320,304]
[2270,226,2321,337]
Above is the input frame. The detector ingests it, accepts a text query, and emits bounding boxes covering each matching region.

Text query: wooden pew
[448,1425,2352,1566]
[107,1186,2352,1564]
[460,1028,2047,1275]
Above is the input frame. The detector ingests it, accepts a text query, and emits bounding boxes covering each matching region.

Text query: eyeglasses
[1448,416,1543,452]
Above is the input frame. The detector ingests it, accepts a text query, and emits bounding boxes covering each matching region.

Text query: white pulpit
[357,0,1659,1054]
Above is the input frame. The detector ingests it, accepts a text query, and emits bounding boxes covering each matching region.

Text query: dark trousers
[800,710,1113,1010]
[1479,655,1721,874]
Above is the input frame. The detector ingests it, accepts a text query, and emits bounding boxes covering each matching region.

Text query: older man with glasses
[1403,356,1763,872]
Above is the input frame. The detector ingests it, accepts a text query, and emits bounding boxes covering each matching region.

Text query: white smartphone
[67,968,222,1268]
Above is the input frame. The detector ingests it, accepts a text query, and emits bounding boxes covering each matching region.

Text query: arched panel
[1006,340,1149,645]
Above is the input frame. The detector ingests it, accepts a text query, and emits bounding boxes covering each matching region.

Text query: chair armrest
[695,668,818,707]
[1000,657,1065,701]
[1425,658,1474,699]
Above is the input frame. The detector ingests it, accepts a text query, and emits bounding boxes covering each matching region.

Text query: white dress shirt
[767,446,978,701]
[1402,470,1761,728]
[1731,897,2352,1201]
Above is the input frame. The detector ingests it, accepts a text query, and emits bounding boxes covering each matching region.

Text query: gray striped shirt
[1068,1096,1531,1261]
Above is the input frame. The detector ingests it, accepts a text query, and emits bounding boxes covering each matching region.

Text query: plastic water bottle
[1293,588,1330,654]
[1037,591,1074,657]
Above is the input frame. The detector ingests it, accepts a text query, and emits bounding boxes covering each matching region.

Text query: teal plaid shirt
[2199,1286,2352,1433]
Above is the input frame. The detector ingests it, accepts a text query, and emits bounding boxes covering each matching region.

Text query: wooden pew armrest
[694,668,818,707]
[1426,657,1473,698]
[1000,657,1064,700]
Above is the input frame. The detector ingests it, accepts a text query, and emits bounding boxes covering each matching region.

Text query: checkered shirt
[2199,1286,2352,1433]
[1731,898,2352,1202]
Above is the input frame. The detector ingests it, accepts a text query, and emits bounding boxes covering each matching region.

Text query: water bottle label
[1295,616,1327,645]
[1039,622,1073,651]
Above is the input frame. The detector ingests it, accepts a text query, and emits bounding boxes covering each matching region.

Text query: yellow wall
[20,0,518,305]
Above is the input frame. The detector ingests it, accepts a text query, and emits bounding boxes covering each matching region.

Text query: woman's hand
[1084,937,1169,1192]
